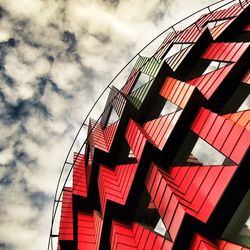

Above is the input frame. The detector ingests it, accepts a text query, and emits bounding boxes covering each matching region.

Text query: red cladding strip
[88,118,119,153]
[202,42,250,62]
[78,211,103,250]
[73,153,87,197]
[103,120,119,151]
[160,77,195,108]
[125,119,153,160]
[58,188,73,241]
[89,119,108,152]
[210,19,234,39]
[197,2,246,28]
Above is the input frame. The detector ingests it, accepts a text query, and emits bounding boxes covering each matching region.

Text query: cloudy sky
[0,0,220,249]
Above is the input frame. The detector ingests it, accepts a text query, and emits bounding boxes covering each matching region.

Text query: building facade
[55,1,250,249]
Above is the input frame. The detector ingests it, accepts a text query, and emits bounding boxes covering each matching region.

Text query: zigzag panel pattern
[191,108,250,164]
[164,45,193,71]
[143,110,182,150]
[187,64,234,99]
[56,3,250,250]
[110,221,172,250]
[154,26,201,60]
[146,163,237,233]
[196,2,246,27]
[88,118,119,154]
[98,163,138,214]
[154,31,178,59]
[125,119,151,160]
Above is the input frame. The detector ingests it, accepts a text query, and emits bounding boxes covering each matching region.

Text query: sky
[0,0,221,249]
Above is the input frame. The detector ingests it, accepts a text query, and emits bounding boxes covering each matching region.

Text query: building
[52,1,250,249]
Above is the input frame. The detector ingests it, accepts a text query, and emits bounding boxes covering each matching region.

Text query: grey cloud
[62,31,77,52]
[29,191,51,210]
[0,172,13,185]
[0,68,15,86]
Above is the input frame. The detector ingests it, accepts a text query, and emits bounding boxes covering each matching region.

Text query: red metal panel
[154,180,167,209]
[199,113,217,139]
[88,119,108,153]
[187,64,234,99]
[191,108,210,134]
[144,233,157,250]
[98,163,138,214]
[210,19,234,39]
[160,76,195,108]
[221,125,244,156]
[103,121,119,151]
[152,235,165,249]
[158,186,172,217]
[111,221,171,250]
[58,188,73,242]
[192,108,250,164]
[224,111,250,131]
[146,163,238,227]
[230,129,250,164]
[203,65,233,99]
[191,167,222,214]
[73,153,87,198]
[206,116,225,143]
[212,119,234,149]
[199,165,237,222]
[169,203,185,239]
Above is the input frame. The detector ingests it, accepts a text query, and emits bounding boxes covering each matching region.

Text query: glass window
[202,61,229,75]
[160,100,179,116]
[162,43,192,60]
[131,72,151,92]
[204,19,228,29]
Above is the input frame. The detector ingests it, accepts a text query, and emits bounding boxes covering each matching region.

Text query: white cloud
[0,147,14,165]
[50,60,83,91]
[3,49,50,103]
